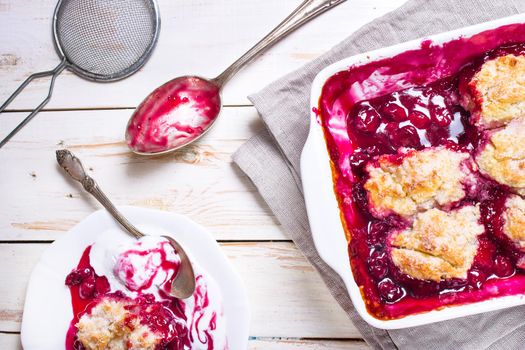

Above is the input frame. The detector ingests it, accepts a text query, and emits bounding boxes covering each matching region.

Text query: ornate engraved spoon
[56,149,195,299]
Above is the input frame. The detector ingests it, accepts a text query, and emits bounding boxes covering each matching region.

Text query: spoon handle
[56,149,144,239]
[213,0,347,86]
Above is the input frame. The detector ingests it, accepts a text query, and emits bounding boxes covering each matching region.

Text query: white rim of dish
[301,13,525,329]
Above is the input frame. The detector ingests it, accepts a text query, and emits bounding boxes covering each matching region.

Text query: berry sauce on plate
[317,23,525,320]
[65,242,221,350]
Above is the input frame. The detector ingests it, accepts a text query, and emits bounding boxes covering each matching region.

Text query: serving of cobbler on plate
[317,30,525,320]
[64,235,227,350]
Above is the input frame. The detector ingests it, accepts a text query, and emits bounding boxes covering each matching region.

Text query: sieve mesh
[55,0,159,80]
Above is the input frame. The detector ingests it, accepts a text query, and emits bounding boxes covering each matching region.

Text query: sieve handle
[213,0,347,87]
[0,59,66,148]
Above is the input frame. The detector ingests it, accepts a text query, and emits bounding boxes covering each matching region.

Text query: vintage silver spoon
[56,149,195,299]
[125,0,347,155]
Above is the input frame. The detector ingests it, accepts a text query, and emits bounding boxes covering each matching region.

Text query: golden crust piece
[364,147,476,218]
[390,206,483,281]
[503,195,525,250]
[476,119,525,195]
[461,54,525,129]
[76,299,161,350]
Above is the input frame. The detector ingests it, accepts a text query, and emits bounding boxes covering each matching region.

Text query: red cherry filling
[365,144,390,157]
[387,124,422,148]
[95,277,111,295]
[136,303,183,342]
[493,255,514,278]
[426,125,451,146]
[408,110,431,129]
[473,236,497,273]
[377,278,404,303]
[66,266,110,300]
[517,256,525,271]
[467,269,487,289]
[348,151,370,175]
[351,102,382,134]
[368,249,389,280]
[65,267,94,286]
[351,182,369,216]
[79,277,96,299]
[381,101,407,122]
[429,98,453,127]
[367,221,389,246]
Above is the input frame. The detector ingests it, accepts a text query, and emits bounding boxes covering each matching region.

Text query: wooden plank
[0,333,22,350]
[0,0,406,109]
[0,107,287,241]
[225,242,359,338]
[0,333,369,349]
[0,242,360,338]
[249,338,369,349]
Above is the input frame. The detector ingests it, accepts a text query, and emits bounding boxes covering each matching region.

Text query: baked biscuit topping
[503,195,525,250]
[390,206,483,281]
[461,54,525,129]
[476,119,525,195]
[364,147,476,218]
[76,299,161,350]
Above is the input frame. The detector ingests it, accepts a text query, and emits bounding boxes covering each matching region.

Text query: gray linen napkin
[233,0,525,349]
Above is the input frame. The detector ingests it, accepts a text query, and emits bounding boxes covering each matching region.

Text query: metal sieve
[0,0,160,148]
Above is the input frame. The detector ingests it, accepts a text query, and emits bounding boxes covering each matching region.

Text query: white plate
[20,206,250,349]
[301,14,525,329]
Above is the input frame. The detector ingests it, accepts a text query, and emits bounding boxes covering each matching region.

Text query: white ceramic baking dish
[301,13,525,329]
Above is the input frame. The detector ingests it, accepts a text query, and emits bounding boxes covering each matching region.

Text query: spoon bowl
[161,234,196,298]
[126,76,222,155]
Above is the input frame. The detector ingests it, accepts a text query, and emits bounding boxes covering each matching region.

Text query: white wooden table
[0,0,406,348]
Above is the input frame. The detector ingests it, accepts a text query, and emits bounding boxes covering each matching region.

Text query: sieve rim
[51,0,161,82]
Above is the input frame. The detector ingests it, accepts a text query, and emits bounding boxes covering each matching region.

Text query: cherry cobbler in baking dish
[317,31,525,319]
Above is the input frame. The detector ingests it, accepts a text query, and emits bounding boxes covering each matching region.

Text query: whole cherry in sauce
[126,76,221,155]
[381,97,408,122]
[368,248,389,280]
[377,278,404,303]
[367,220,391,246]
[65,267,93,286]
[467,269,487,289]
[473,236,497,273]
[348,150,370,175]
[493,255,514,278]
[350,102,382,134]
[408,110,431,129]
[65,265,110,300]
[386,124,422,149]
